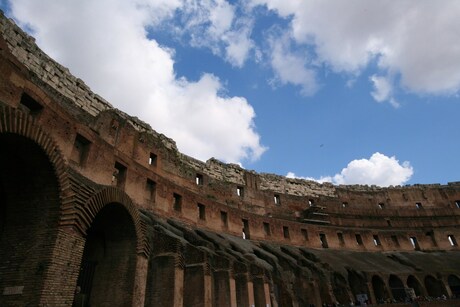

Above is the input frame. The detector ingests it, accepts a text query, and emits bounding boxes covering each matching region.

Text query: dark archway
[348,270,369,303]
[0,134,61,306]
[389,275,406,301]
[332,272,351,304]
[448,275,460,297]
[407,275,424,297]
[372,275,388,303]
[74,203,137,307]
[425,275,448,298]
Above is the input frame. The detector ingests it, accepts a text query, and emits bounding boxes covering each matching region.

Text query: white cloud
[250,0,460,98]
[170,0,254,67]
[10,0,266,163]
[370,74,399,108]
[268,32,318,95]
[288,152,413,187]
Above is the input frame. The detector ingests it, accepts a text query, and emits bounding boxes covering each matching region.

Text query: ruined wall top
[2,11,458,200]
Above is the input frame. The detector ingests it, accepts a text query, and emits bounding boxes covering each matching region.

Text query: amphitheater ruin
[0,11,460,307]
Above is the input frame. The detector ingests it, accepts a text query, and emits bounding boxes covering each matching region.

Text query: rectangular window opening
[198,203,206,220]
[113,162,127,189]
[337,233,345,245]
[448,235,458,246]
[195,174,204,185]
[415,202,423,209]
[146,179,156,201]
[71,134,91,166]
[274,194,281,205]
[378,203,385,209]
[355,234,364,246]
[237,186,244,197]
[308,199,314,207]
[20,92,43,114]
[391,235,400,247]
[221,211,228,229]
[320,233,328,248]
[242,219,250,240]
[342,202,348,208]
[263,222,271,236]
[455,201,460,209]
[283,226,290,240]
[301,229,309,241]
[173,193,182,212]
[149,153,157,166]
[410,236,420,250]
[425,231,437,247]
[373,235,381,246]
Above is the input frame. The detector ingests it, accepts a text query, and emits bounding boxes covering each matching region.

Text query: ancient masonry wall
[1,11,460,253]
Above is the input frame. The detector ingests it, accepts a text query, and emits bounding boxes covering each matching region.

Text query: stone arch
[332,272,351,304]
[372,275,388,303]
[74,188,148,306]
[425,275,448,297]
[407,275,424,297]
[0,106,69,200]
[81,187,149,257]
[347,270,369,303]
[0,107,69,306]
[448,274,460,297]
[389,274,406,301]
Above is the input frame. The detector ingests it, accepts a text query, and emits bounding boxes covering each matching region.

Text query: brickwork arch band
[0,105,70,205]
[82,187,150,257]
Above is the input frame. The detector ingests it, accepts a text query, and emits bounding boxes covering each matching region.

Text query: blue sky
[2,0,460,186]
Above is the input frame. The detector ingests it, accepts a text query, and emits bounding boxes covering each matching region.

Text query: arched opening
[372,275,388,303]
[448,275,460,297]
[0,134,61,306]
[74,203,137,307]
[389,275,406,302]
[332,272,351,304]
[407,275,424,297]
[347,270,369,304]
[424,275,447,298]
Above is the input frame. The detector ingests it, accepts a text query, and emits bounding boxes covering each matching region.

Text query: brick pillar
[145,232,184,307]
[183,245,212,307]
[229,274,237,307]
[251,265,271,307]
[212,255,232,307]
[38,226,85,307]
[132,254,149,307]
[247,280,256,307]
[234,262,251,307]
[311,279,323,307]
[366,281,377,305]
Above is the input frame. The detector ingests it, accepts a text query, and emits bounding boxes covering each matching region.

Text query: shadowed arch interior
[389,274,406,301]
[448,274,460,297]
[0,133,61,306]
[407,275,424,297]
[424,275,447,297]
[75,202,137,307]
[372,275,388,303]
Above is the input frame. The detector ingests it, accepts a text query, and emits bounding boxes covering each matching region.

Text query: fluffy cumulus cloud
[250,0,460,104]
[288,152,413,187]
[267,32,318,96]
[10,0,266,163]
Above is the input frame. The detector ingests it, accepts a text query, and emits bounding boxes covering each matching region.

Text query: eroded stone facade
[1,11,460,307]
